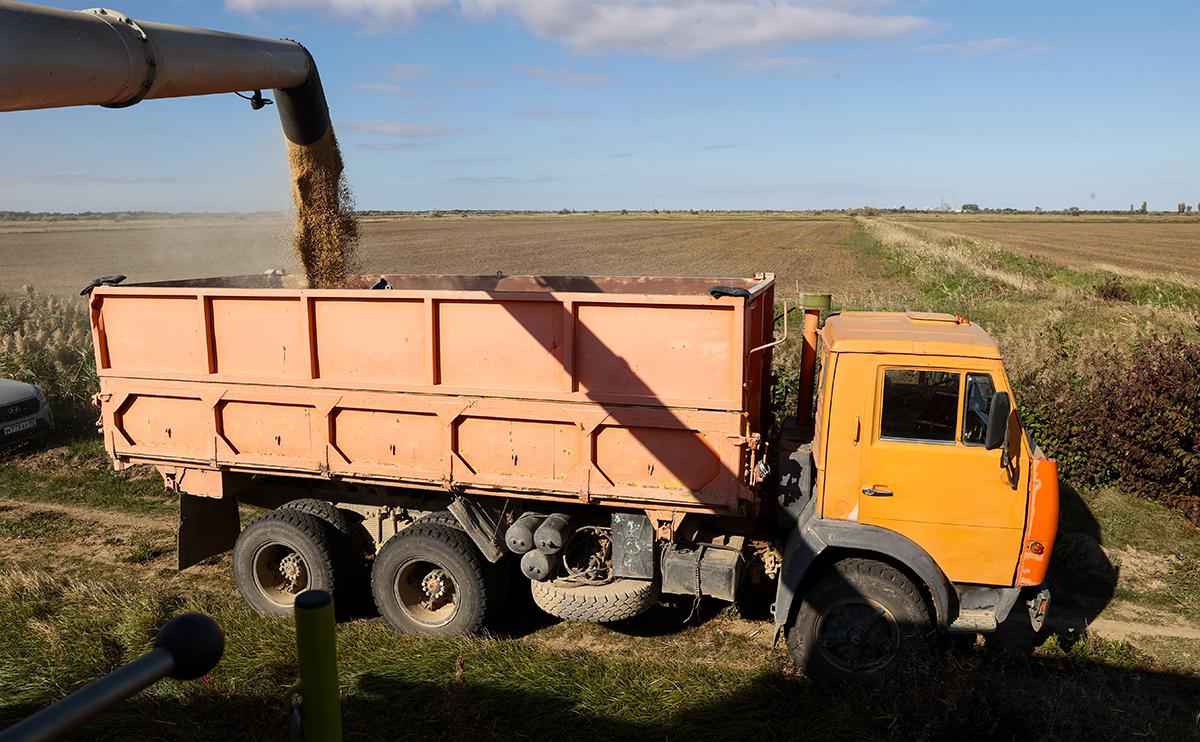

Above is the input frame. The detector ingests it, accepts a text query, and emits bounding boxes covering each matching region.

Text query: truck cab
[774,311,1058,680]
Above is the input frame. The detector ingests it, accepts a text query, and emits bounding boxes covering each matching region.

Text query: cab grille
[0,398,39,424]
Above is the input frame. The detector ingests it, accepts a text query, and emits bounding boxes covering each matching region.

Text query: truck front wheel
[786,558,930,684]
[371,523,489,636]
[233,509,341,617]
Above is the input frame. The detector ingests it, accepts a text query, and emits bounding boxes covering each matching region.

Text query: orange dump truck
[87,271,1057,682]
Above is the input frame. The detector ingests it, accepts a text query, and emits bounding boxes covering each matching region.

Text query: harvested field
[356,216,862,291]
[0,214,880,298]
[0,216,294,295]
[909,219,1200,282]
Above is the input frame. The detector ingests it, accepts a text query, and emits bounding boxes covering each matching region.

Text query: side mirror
[984,392,1011,451]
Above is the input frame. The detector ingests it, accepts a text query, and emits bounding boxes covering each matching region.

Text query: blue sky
[2,1,1196,212]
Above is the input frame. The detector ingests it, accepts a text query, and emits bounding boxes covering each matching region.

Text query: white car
[0,379,54,448]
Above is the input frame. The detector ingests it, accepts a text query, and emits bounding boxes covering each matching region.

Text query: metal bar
[0,2,329,144]
[0,2,309,110]
[0,651,173,742]
[293,590,342,742]
[0,612,223,742]
[749,300,789,354]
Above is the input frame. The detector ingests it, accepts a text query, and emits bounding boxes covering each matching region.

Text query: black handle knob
[154,613,225,680]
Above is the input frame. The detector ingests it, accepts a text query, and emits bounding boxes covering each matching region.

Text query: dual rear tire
[232,504,498,636]
[232,507,343,617]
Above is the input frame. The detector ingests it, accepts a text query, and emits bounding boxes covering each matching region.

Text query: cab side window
[961,373,996,446]
[880,369,959,443]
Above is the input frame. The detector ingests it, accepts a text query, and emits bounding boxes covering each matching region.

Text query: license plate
[2,419,37,436]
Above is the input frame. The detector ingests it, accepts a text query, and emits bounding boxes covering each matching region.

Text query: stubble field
[2,212,1200,740]
[898,215,1200,281]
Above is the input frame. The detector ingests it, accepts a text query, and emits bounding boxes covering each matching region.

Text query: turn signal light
[1028,541,1045,555]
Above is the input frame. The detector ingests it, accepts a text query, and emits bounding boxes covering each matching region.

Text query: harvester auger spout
[0,1,330,146]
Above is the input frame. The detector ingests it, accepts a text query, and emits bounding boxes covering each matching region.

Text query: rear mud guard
[178,493,241,570]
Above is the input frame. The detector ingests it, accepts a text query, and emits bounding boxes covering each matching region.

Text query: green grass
[0,436,175,516]
[0,509,98,541]
[0,567,1197,742]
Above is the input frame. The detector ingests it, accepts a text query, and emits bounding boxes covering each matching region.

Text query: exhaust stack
[796,294,832,426]
[0,2,330,145]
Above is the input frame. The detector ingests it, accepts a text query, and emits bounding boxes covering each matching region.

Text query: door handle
[861,486,893,497]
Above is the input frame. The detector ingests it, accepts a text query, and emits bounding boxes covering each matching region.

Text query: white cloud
[913,37,1018,55]
[733,55,820,71]
[225,1,932,57]
[389,63,434,80]
[344,120,462,137]
[358,141,428,150]
[352,82,407,95]
[513,65,612,85]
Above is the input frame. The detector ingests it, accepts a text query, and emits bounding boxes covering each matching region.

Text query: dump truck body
[88,271,1057,683]
[90,273,775,519]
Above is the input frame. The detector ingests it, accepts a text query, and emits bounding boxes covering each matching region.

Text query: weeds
[0,291,97,428]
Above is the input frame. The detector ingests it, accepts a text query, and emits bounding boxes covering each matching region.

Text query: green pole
[293,590,342,742]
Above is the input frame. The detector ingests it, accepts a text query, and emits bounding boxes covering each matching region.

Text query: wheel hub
[279,552,304,588]
[394,559,459,627]
[421,568,448,606]
[816,597,900,674]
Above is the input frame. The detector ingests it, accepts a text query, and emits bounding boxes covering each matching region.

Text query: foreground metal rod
[293,590,343,742]
[0,613,224,742]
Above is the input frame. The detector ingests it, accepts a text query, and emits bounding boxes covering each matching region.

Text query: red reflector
[1029,541,1045,555]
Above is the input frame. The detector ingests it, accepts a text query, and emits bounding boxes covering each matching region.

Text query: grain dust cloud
[287,127,358,288]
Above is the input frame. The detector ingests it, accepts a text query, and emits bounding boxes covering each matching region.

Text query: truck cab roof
[821,311,1001,360]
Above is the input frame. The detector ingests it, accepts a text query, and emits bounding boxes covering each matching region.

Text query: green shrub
[1024,333,1200,522]
[1095,276,1133,302]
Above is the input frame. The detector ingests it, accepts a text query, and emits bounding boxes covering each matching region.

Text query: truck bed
[89,273,776,516]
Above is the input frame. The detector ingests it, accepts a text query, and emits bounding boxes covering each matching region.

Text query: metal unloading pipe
[0,1,330,145]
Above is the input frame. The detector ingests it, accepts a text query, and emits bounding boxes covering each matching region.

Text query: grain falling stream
[287,127,358,288]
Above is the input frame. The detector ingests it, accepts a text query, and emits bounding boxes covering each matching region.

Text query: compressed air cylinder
[534,513,575,555]
[520,549,554,581]
[505,513,547,554]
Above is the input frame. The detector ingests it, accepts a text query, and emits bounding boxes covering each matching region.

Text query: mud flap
[447,495,508,563]
[178,493,241,570]
[1028,587,1051,632]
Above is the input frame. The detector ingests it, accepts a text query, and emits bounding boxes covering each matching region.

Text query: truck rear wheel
[371,523,489,636]
[233,509,340,617]
[531,577,659,623]
[786,558,930,684]
[279,498,350,536]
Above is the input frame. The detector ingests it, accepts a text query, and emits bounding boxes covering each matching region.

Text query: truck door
[855,359,1026,586]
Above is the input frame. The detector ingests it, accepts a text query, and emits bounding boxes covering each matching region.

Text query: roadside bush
[1022,332,1200,523]
[0,290,97,427]
[1095,276,1132,302]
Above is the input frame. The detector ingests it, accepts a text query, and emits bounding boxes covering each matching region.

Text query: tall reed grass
[0,290,97,428]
